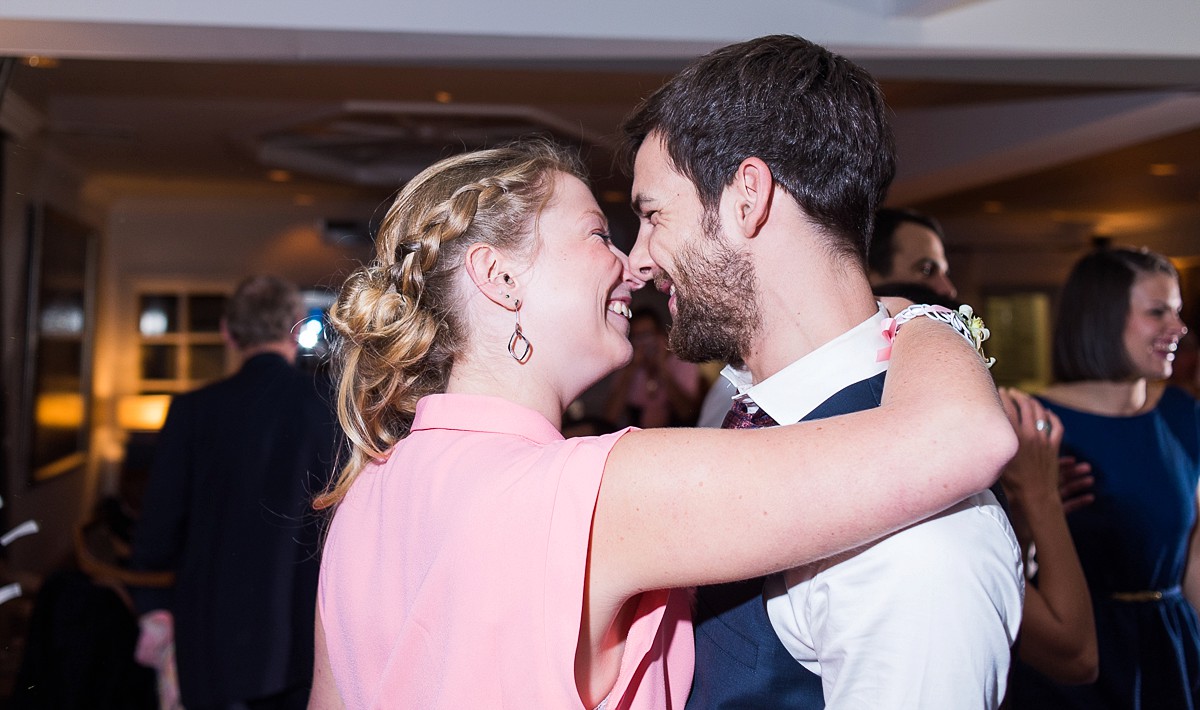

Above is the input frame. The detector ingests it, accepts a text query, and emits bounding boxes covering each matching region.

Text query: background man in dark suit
[131,275,339,710]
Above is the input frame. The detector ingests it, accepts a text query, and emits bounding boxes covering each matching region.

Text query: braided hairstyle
[315,139,586,509]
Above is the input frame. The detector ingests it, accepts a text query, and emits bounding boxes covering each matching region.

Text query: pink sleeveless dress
[319,393,694,708]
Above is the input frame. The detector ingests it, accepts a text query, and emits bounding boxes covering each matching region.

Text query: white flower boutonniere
[956,304,996,369]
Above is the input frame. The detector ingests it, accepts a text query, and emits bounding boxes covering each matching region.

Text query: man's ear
[730,156,774,239]
[465,242,521,309]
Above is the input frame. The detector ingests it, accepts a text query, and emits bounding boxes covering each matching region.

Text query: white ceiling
[3,0,1200,266]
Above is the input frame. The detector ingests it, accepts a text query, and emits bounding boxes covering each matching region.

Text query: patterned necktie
[721,400,779,429]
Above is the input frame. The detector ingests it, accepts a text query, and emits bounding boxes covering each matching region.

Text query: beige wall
[92,192,375,496]
[3,135,376,579]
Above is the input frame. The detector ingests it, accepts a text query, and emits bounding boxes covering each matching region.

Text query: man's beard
[667,220,761,365]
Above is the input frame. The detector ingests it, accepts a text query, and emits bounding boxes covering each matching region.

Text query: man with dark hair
[624,35,1021,708]
[131,275,339,710]
[868,207,958,300]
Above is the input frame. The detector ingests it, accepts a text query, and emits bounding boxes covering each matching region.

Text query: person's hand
[1059,455,1095,515]
[998,388,1066,549]
[135,609,174,670]
[997,388,1063,504]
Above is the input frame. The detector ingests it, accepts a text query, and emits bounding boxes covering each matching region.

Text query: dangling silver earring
[507,299,532,364]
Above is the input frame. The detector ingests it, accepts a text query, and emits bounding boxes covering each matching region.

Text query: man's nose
[932,273,957,300]
[628,228,657,281]
[614,247,646,291]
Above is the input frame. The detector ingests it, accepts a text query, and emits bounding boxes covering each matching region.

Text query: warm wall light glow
[36,393,85,428]
[982,201,1004,214]
[434,91,453,104]
[1149,163,1179,177]
[1093,211,1166,236]
[117,394,173,431]
[601,190,626,204]
[22,56,60,69]
[268,169,292,182]
[293,194,316,207]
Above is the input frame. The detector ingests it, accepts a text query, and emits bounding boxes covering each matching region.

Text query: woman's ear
[465,242,520,310]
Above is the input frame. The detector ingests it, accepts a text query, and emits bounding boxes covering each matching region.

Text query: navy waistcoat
[686,372,887,710]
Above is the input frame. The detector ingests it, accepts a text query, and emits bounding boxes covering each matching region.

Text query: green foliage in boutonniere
[956,304,996,369]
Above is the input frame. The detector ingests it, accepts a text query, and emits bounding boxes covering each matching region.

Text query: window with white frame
[136,291,230,393]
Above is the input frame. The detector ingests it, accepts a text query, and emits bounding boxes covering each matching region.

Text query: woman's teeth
[608,301,632,319]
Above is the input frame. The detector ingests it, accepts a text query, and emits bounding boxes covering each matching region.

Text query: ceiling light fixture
[1149,163,1178,177]
[434,91,453,104]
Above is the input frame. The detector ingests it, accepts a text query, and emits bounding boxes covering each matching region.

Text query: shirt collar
[720,303,890,425]
[411,393,564,444]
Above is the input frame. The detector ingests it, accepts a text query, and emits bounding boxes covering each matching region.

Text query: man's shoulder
[788,490,1013,573]
[834,492,1017,581]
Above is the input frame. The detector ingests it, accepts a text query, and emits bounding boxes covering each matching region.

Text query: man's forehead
[895,223,945,253]
[633,138,700,197]
[631,143,676,211]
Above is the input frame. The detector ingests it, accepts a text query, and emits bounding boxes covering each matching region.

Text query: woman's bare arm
[592,315,1016,599]
[999,389,1097,685]
[308,607,345,710]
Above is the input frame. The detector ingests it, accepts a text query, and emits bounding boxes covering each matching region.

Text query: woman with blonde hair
[309,140,1014,709]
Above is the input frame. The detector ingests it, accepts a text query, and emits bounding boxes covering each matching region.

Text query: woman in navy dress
[1010,246,1199,709]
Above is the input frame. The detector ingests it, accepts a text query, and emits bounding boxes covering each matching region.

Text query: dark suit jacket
[131,353,339,708]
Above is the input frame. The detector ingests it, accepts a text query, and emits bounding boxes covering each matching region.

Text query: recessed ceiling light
[268,169,292,183]
[434,91,453,104]
[22,56,60,69]
[1149,163,1178,177]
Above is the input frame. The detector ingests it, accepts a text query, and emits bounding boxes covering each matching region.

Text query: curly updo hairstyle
[315,139,586,509]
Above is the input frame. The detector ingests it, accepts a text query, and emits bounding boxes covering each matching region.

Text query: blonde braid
[315,140,585,510]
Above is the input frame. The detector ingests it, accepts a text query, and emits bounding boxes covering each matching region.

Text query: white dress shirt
[719,304,1025,710]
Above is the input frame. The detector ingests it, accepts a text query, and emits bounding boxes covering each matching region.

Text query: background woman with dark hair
[1009,246,1199,708]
